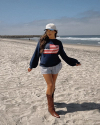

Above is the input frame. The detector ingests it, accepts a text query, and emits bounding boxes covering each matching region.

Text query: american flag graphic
[43,44,59,54]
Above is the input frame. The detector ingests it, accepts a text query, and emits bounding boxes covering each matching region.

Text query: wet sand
[0,38,100,125]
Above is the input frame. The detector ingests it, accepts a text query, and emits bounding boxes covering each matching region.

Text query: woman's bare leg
[43,74,58,95]
[43,74,54,95]
[52,74,58,92]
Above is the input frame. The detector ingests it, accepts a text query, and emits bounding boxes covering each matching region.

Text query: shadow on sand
[54,102,100,115]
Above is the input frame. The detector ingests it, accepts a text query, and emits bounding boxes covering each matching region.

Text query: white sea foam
[57,37,100,41]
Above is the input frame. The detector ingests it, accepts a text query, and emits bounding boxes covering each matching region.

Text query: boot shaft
[46,94,60,118]
[46,94,54,108]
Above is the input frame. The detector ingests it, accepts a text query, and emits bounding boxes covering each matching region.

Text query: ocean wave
[57,37,100,41]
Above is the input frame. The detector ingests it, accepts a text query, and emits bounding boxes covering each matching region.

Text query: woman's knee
[47,83,53,88]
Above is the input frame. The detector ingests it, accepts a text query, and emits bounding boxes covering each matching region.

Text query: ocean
[22,35,100,46]
[57,35,100,46]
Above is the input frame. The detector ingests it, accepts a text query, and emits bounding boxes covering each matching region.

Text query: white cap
[45,23,57,31]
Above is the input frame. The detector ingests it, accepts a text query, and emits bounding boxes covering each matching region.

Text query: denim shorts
[40,62,62,74]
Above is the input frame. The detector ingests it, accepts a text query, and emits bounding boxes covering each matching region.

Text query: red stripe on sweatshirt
[43,44,59,54]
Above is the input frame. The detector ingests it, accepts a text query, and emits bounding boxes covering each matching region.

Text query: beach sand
[0,38,100,125]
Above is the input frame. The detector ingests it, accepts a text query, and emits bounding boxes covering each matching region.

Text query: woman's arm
[29,41,40,69]
[59,42,81,66]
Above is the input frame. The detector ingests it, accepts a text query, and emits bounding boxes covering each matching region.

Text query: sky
[0,0,100,35]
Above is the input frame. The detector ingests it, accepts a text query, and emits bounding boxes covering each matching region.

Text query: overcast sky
[0,0,100,35]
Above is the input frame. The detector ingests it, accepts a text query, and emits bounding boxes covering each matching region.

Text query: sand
[0,38,100,125]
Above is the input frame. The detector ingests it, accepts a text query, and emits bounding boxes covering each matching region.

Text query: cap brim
[44,28,55,31]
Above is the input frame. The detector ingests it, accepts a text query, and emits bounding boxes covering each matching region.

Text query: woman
[28,23,81,118]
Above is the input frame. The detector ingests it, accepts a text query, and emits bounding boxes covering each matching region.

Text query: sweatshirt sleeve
[59,42,80,66]
[29,41,40,69]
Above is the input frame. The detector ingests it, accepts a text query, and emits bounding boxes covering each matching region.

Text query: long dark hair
[39,30,58,53]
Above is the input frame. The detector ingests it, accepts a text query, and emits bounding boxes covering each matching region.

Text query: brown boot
[46,94,60,118]
[52,89,55,102]
[52,89,55,111]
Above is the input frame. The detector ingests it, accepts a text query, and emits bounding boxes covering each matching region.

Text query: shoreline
[1,38,100,51]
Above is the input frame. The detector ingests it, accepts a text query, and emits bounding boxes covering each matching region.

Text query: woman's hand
[76,63,81,66]
[28,68,32,72]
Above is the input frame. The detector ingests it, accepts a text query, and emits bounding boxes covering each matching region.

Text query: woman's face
[46,29,56,39]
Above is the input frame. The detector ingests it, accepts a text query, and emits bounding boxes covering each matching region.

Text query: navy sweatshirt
[29,39,80,69]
